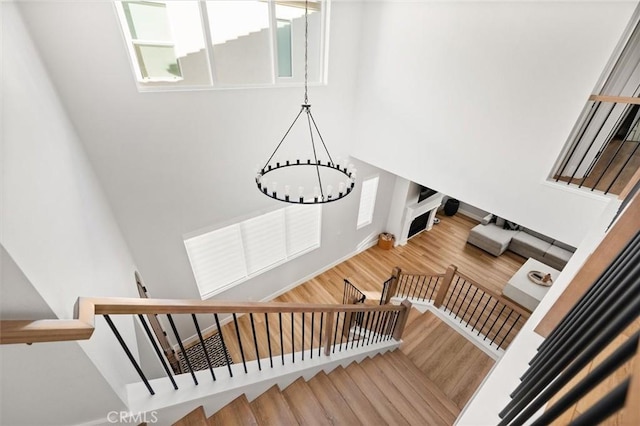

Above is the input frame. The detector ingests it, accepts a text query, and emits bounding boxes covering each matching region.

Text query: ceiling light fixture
[255,0,355,204]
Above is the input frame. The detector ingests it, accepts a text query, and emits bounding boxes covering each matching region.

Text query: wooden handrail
[0,297,407,345]
[588,94,640,105]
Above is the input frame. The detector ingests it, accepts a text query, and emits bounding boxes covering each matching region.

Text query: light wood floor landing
[401,310,495,411]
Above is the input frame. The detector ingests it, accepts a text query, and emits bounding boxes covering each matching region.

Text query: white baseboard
[259,236,379,303]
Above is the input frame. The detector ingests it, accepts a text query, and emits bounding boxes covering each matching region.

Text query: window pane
[184,224,248,298]
[206,1,272,85]
[285,204,321,257]
[124,2,173,41]
[240,210,287,275]
[357,177,379,229]
[275,2,321,83]
[277,20,292,77]
[134,44,182,80]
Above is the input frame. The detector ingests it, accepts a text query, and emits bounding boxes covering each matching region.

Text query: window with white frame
[115,0,326,90]
[184,204,322,299]
[357,176,379,229]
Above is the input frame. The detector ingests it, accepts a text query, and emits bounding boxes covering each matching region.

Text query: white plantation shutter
[357,176,379,228]
[184,224,247,297]
[240,209,287,274]
[285,204,321,257]
[185,206,322,298]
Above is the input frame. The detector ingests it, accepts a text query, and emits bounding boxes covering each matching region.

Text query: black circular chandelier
[255,0,355,204]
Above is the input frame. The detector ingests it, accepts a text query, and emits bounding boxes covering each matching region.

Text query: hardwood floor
[276,212,526,303]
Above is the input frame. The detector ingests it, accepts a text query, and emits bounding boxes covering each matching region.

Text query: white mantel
[397,192,444,246]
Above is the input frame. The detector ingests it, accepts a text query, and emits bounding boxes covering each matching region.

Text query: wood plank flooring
[401,311,495,410]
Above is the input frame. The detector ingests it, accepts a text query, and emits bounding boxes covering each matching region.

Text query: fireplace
[408,211,431,238]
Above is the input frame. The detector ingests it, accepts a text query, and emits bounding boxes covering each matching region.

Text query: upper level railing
[498,229,640,425]
[381,265,530,350]
[552,95,640,196]
[0,297,412,396]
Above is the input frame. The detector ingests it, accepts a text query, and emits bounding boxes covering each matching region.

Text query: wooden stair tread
[374,354,459,425]
[250,385,298,426]
[282,377,332,425]
[327,366,393,425]
[307,372,362,426]
[386,350,460,420]
[173,406,208,426]
[401,310,441,354]
[343,361,411,425]
[359,356,435,425]
[208,395,258,426]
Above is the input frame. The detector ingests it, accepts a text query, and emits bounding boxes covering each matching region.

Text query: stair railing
[0,297,412,396]
[381,265,530,350]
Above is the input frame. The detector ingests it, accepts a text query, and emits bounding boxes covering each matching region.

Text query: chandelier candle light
[255,0,355,204]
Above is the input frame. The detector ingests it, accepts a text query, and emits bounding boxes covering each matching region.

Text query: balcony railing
[552,95,640,196]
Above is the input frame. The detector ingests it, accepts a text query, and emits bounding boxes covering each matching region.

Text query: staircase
[174,350,458,425]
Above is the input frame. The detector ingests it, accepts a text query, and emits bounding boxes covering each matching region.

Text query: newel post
[392,299,413,340]
[384,267,402,305]
[323,312,335,356]
[434,264,457,308]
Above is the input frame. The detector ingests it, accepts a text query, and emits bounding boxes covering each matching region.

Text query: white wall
[2,4,143,423]
[351,1,637,247]
[15,1,399,337]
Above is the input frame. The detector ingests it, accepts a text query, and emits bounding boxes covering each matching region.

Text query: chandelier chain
[304,0,309,104]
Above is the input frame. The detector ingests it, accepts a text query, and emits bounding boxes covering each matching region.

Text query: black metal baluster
[332,312,340,353]
[448,278,465,314]
[265,313,273,368]
[249,313,261,371]
[291,312,295,363]
[555,101,600,180]
[456,281,473,318]
[339,310,348,351]
[104,315,155,395]
[361,311,372,347]
[318,312,323,357]
[490,310,513,346]
[191,314,216,381]
[566,102,617,185]
[526,256,640,378]
[279,312,284,365]
[310,312,314,359]
[167,314,198,385]
[499,294,640,423]
[477,298,499,336]
[496,313,521,349]
[460,287,479,323]
[537,233,638,355]
[484,305,507,342]
[529,333,637,426]
[372,309,382,342]
[579,103,631,188]
[428,276,439,300]
[444,277,461,311]
[137,314,178,390]
[569,379,630,426]
[411,275,420,299]
[232,314,247,373]
[605,140,640,194]
[302,312,305,361]
[467,293,487,329]
[377,311,389,343]
[591,108,640,192]
[213,313,233,378]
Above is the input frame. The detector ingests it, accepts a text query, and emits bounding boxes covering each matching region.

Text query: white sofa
[467,215,576,270]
